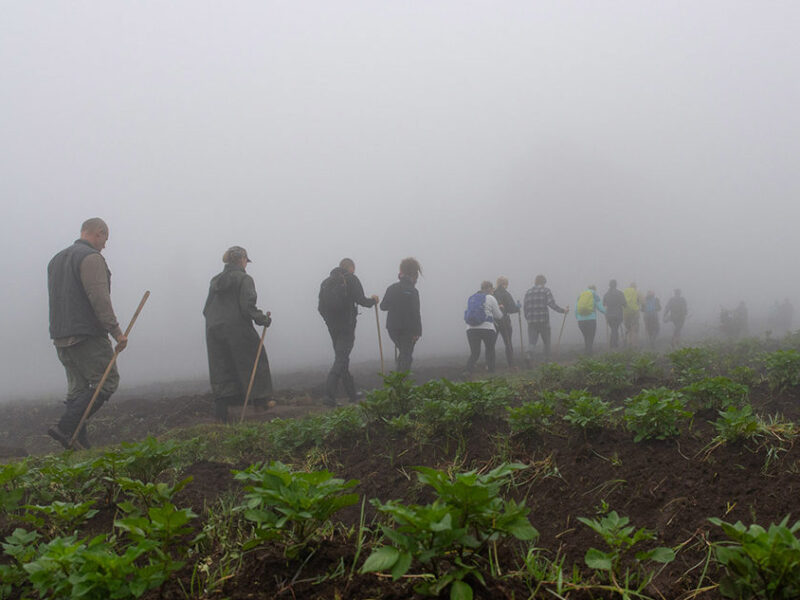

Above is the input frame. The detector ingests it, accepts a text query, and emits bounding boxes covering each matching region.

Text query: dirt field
[2,346,799,598]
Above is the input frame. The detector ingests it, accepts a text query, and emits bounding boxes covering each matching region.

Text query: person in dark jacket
[380,258,422,373]
[203,246,272,423]
[663,289,688,348]
[602,279,627,349]
[493,276,520,368]
[318,258,378,406]
[47,218,128,449]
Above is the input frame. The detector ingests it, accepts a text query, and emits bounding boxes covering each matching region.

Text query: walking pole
[68,291,150,449]
[555,306,569,357]
[517,310,526,368]
[240,317,269,424]
[374,304,385,375]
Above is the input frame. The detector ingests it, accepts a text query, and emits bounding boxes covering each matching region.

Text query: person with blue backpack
[464,281,504,376]
[575,285,606,355]
[642,290,661,348]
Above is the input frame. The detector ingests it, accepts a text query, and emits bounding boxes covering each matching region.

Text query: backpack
[318,272,349,318]
[577,290,595,316]
[464,292,489,326]
[624,287,640,311]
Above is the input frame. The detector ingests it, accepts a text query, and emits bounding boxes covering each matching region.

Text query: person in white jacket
[464,281,504,375]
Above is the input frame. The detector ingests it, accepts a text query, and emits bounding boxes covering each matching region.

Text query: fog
[2,2,799,400]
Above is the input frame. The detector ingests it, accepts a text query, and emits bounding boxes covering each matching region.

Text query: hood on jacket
[209,264,245,292]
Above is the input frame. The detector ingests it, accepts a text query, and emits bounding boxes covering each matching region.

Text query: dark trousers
[466,328,497,373]
[206,324,272,403]
[55,336,118,442]
[644,313,660,347]
[389,331,416,373]
[607,316,622,348]
[527,321,552,358]
[578,319,597,355]
[326,327,357,401]
[496,317,514,367]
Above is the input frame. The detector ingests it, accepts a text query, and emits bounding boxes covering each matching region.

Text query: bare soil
[2,353,799,598]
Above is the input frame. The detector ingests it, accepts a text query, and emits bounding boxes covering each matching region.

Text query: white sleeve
[486,295,504,320]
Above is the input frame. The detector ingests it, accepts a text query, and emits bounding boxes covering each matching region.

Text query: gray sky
[2,2,799,399]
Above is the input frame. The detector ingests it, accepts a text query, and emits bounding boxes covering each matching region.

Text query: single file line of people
[49,218,710,439]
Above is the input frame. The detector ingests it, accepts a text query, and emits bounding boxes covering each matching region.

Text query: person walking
[603,279,627,349]
[523,275,568,362]
[47,218,128,449]
[318,258,378,406]
[203,246,272,423]
[464,281,504,375]
[493,276,520,368]
[380,258,422,373]
[663,289,688,348]
[622,282,643,348]
[642,290,661,348]
[575,285,606,355]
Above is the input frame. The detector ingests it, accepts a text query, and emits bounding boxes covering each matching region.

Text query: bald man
[47,218,127,449]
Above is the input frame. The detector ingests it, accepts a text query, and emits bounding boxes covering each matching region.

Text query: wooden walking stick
[555,306,569,357]
[240,317,269,424]
[375,304,385,374]
[68,291,150,449]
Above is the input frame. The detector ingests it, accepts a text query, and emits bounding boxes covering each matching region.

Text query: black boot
[214,398,230,424]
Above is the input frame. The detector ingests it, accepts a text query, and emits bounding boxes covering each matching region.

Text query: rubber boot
[214,398,230,424]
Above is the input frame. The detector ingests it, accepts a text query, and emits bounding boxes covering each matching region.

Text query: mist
[2,1,799,400]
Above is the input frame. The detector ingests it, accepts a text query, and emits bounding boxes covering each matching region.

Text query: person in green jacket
[203,246,272,423]
[575,285,606,355]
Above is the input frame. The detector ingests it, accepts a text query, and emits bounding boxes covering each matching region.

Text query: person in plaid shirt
[523,274,568,361]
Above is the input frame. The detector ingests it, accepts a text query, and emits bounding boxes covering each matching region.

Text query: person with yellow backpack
[575,285,606,355]
[622,282,644,348]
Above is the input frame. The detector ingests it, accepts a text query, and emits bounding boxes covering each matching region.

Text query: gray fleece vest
[48,240,111,339]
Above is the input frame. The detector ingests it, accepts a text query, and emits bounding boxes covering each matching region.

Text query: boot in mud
[214,398,230,424]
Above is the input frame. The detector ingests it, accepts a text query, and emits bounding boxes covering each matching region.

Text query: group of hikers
[462,278,689,376]
[45,219,424,445]
[52,217,766,447]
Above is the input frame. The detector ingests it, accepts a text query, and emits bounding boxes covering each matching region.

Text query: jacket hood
[210,263,245,292]
[330,266,347,277]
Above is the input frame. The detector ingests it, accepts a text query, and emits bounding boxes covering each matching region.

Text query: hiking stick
[68,291,150,449]
[375,304,384,374]
[555,306,569,356]
[517,310,526,367]
[240,320,268,424]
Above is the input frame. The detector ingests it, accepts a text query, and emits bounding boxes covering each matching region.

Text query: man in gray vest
[47,218,127,448]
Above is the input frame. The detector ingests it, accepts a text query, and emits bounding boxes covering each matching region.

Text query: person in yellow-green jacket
[575,285,606,355]
[623,283,644,348]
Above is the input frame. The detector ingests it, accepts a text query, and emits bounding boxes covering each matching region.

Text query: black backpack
[318,272,349,319]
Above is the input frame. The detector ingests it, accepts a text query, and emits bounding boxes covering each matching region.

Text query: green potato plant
[623,388,691,442]
[233,461,359,557]
[577,508,674,593]
[361,463,537,599]
[709,516,800,599]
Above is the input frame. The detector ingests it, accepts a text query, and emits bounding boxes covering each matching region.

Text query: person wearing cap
[46,217,127,449]
[203,246,272,423]
[318,258,379,406]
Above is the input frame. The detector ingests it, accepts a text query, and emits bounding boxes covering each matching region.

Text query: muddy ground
[2,347,799,598]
